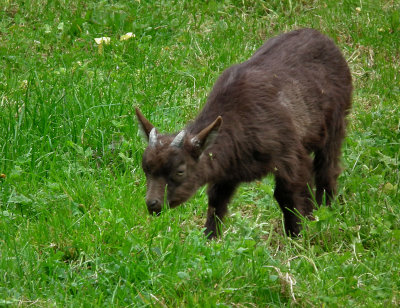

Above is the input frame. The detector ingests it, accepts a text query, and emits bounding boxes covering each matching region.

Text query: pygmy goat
[136,28,352,238]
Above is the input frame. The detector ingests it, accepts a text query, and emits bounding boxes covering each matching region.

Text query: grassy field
[1,0,399,306]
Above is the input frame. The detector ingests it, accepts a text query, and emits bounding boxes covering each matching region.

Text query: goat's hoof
[204,229,217,240]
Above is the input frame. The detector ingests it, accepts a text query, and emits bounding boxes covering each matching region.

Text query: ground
[0,0,399,306]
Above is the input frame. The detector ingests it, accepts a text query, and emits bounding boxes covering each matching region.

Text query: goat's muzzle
[146,199,162,215]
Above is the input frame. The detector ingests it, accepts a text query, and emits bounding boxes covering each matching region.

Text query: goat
[136,28,352,238]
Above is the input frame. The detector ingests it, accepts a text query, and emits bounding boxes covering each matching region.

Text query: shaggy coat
[136,28,352,238]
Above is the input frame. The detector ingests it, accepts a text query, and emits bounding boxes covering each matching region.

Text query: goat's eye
[176,170,185,176]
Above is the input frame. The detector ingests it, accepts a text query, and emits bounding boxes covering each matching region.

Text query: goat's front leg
[274,174,314,236]
[204,181,238,239]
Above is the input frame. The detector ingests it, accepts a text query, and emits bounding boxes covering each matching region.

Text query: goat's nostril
[146,199,159,210]
[146,199,161,215]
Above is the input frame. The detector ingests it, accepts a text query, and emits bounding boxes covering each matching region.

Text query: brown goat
[136,28,352,238]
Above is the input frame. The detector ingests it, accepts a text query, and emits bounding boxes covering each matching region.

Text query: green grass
[1,0,399,306]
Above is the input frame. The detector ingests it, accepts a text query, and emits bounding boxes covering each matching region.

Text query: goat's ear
[135,107,155,141]
[191,116,222,153]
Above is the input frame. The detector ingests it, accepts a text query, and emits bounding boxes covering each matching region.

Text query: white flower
[94,37,111,45]
[20,80,28,89]
[120,32,135,41]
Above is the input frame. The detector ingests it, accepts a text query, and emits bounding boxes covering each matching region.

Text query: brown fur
[136,29,352,238]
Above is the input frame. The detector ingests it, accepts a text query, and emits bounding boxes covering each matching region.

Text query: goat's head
[135,108,222,215]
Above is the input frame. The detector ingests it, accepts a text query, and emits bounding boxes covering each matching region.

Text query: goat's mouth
[147,202,177,215]
[148,207,161,215]
[146,199,184,215]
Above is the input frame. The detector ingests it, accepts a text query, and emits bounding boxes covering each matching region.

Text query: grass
[1,0,399,306]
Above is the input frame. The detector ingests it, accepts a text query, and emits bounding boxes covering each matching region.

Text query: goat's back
[188,28,352,181]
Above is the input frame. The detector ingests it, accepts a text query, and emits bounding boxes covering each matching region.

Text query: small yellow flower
[94,37,111,45]
[94,37,111,54]
[383,182,396,193]
[0,173,6,179]
[20,80,28,89]
[120,32,135,41]
[355,7,361,12]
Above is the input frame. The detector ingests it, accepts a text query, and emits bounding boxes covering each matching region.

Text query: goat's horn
[149,128,158,147]
[170,130,186,148]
